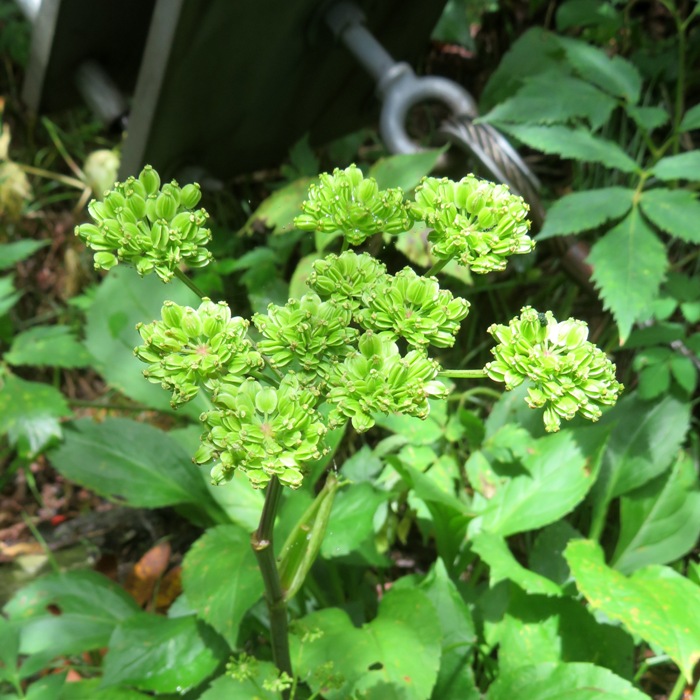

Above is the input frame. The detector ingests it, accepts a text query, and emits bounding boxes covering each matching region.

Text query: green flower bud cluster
[293,164,411,245]
[307,251,387,310]
[356,267,470,348]
[253,293,358,386]
[75,165,213,282]
[484,306,623,432]
[411,175,533,274]
[135,298,262,407]
[195,376,327,489]
[326,332,448,432]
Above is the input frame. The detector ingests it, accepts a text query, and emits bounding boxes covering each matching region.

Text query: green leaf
[374,411,444,445]
[626,105,670,132]
[612,453,700,573]
[59,681,151,699]
[670,355,697,394]
[48,418,222,519]
[538,188,635,239]
[588,209,667,343]
[651,151,700,182]
[680,104,700,132]
[640,188,700,243]
[528,521,583,586]
[321,482,388,559]
[0,616,20,684]
[557,36,642,103]
[288,252,322,300]
[23,674,66,700]
[244,177,314,235]
[498,588,634,679]
[102,613,227,693]
[486,662,648,699]
[418,560,479,700]
[500,124,639,173]
[292,588,442,700]
[566,539,700,682]
[182,524,261,648]
[199,668,281,699]
[0,240,49,270]
[471,531,562,596]
[369,148,446,192]
[482,73,616,131]
[0,374,70,458]
[4,570,139,662]
[0,275,22,316]
[84,265,205,417]
[468,427,606,537]
[4,325,93,368]
[595,393,690,500]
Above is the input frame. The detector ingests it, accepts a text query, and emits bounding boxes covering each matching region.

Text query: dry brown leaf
[124,541,171,607]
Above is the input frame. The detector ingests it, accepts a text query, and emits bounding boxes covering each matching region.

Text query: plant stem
[426,258,448,277]
[667,672,687,700]
[174,268,207,299]
[439,368,486,379]
[251,477,293,683]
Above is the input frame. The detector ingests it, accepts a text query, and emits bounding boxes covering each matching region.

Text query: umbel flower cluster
[485,306,623,432]
[78,165,622,488]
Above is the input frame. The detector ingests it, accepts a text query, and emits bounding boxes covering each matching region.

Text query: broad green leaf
[370,148,445,192]
[558,36,642,103]
[468,427,606,537]
[471,531,562,596]
[640,188,700,243]
[651,151,700,182]
[59,679,150,699]
[182,524,261,648]
[374,412,443,445]
[498,588,634,679]
[84,265,205,417]
[680,104,700,132]
[23,674,66,700]
[611,453,700,573]
[487,662,648,700]
[199,668,281,699]
[483,73,616,131]
[538,188,635,239]
[4,325,93,368]
[626,105,670,132]
[528,520,582,586]
[321,482,388,559]
[588,209,667,343]
[4,570,139,661]
[501,124,639,173]
[418,560,479,700]
[566,539,700,682]
[0,617,20,684]
[102,613,227,693]
[292,588,442,700]
[670,355,697,394]
[594,393,690,500]
[244,177,313,235]
[0,374,70,457]
[48,418,223,520]
[0,240,49,270]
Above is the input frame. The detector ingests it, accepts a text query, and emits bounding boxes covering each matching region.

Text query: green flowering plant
[74,163,622,685]
[484,306,623,432]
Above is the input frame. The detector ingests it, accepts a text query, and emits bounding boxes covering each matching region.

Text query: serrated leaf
[566,539,700,682]
[48,418,223,521]
[538,187,635,239]
[612,453,700,573]
[292,588,442,700]
[182,524,261,647]
[369,148,445,192]
[501,124,639,173]
[0,374,70,457]
[587,209,667,343]
[482,73,616,131]
[680,104,700,132]
[0,240,49,270]
[640,188,700,243]
[471,531,562,596]
[529,521,583,586]
[102,613,227,693]
[4,325,93,368]
[557,36,642,103]
[651,151,700,182]
[625,105,669,132]
[487,661,648,700]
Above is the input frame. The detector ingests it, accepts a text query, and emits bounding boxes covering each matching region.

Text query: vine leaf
[639,188,700,243]
[566,540,700,682]
[500,124,639,173]
[538,188,635,239]
[587,208,667,343]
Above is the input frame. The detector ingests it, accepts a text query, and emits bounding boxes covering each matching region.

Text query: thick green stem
[174,268,207,299]
[251,477,293,683]
[439,368,487,379]
[426,258,448,277]
[667,672,687,700]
